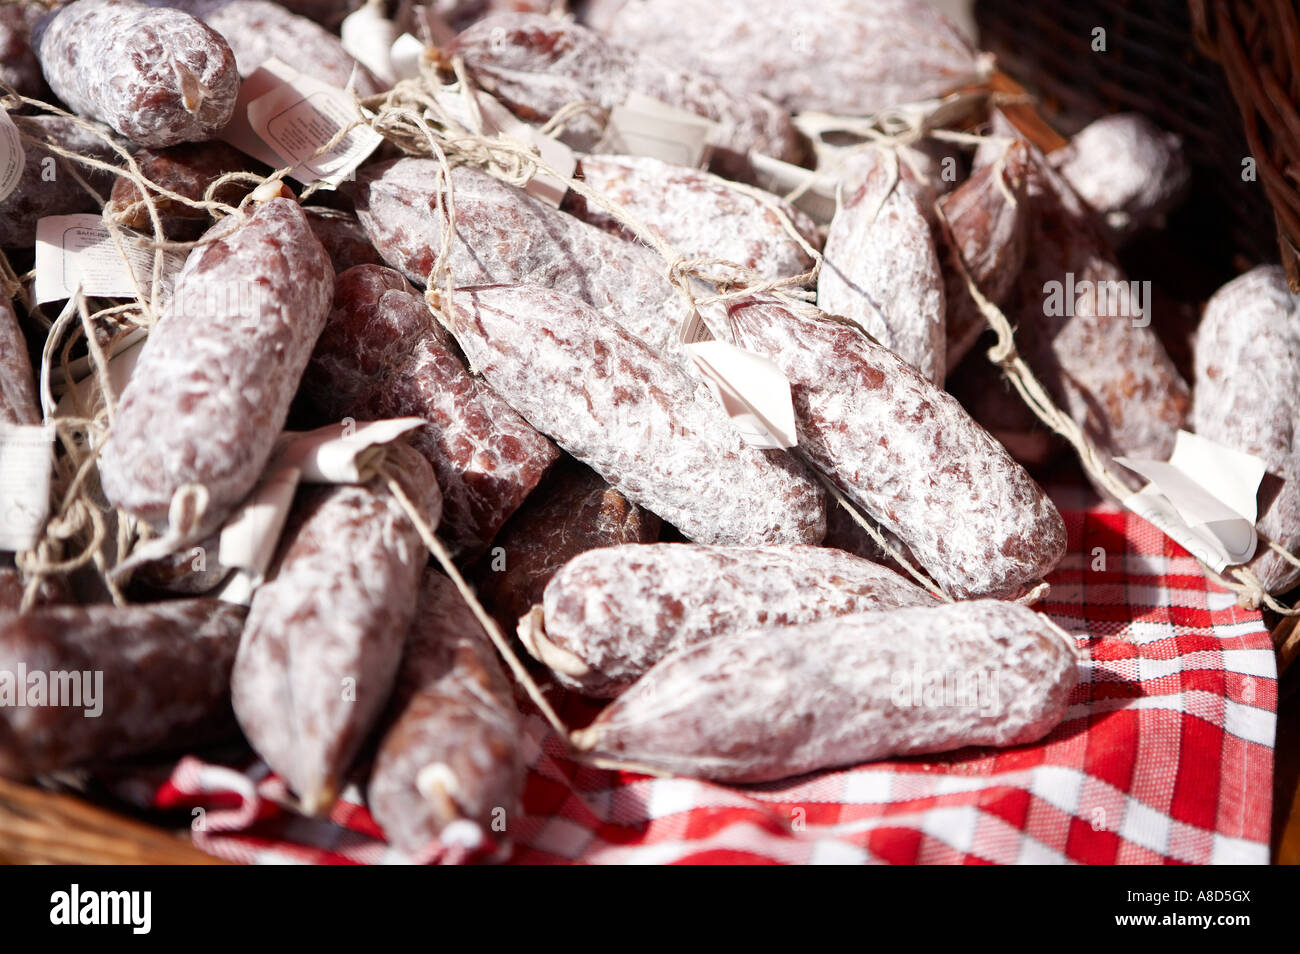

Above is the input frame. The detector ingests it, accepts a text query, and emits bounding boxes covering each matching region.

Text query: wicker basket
[976,0,1282,284]
[5,2,1296,867]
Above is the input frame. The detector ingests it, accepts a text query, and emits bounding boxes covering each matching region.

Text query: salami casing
[0,115,122,250]
[0,600,247,779]
[305,264,559,555]
[0,2,48,99]
[0,297,39,427]
[105,140,262,240]
[1049,113,1189,243]
[304,208,385,275]
[36,0,240,148]
[367,570,523,856]
[451,13,803,175]
[574,600,1079,782]
[354,159,692,357]
[818,146,946,384]
[524,542,939,697]
[152,0,384,94]
[231,441,440,814]
[938,139,1032,375]
[727,295,1065,598]
[602,0,980,117]
[99,198,335,533]
[473,458,661,629]
[563,154,820,283]
[1194,265,1300,594]
[1007,151,1190,475]
[442,284,827,547]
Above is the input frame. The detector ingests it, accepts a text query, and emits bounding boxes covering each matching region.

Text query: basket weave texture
[976,0,1283,279]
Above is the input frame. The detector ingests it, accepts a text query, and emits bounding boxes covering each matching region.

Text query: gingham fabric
[117,498,1278,864]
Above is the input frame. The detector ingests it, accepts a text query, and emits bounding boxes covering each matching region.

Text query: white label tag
[341,3,400,86]
[472,93,575,207]
[246,60,383,187]
[747,151,839,224]
[433,88,575,207]
[217,463,301,586]
[34,214,186,305]
[215,418,424,601]
[276,417,424,483]
[1116,430,1267,572]
[685,341,797,449]
[600,93,716,168]
[223,59,382,188]
[219,62,294,170]
[0,109,24,203]
[0,423,54,551]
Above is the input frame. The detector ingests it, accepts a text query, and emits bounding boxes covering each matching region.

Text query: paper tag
[34,214,186,305]
[217,463,301,583]
[246,60,383,187]
[0,109,23,203]
[747,152,839,224]
[432,88,575,207]
[472,93,575,207]
[0,423,54,551]
[223,59,382,187]
[686,341,797,449]
[219,61,295,170]
[341,3,400,85]
[600,93,716,168]
[214,418,424,600]
[276,418,424,482]
[1116,430,1267,572]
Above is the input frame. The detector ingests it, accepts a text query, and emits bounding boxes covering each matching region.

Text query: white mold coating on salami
[354,159,690,357]
[938,139,1032,375]
[0,297,39,426]
[531,543,938,697]
[367,570,523,856]
[36,0,239,148]
[231,442,440,813]
[445,284,826,547]
[1049,113,1190,242]
[817,148,946,384]
[150,0,383,94]
[1194,265,1300,594]
[0,600,247,779]
[566,154,820,284]
[306,265,560,556]
[99,198,335,531]
[578,600,1079,782]
[602,0,979,117]
[1007,148,1190,475]
[451,13,803,171]
[728,296,1064,599]
[0,2,48,99]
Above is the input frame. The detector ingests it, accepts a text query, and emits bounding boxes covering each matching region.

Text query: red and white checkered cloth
[116,498,1278,864]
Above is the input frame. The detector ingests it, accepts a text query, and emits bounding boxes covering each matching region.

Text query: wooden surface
[0,776,226,865]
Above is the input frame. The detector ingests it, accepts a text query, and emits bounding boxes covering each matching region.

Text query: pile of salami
[0,0,1291,861]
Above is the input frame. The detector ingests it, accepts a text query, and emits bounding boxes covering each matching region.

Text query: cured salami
[574,600,1079,782]
[231,441,440,814]
[523,542,939,696]
[442,283,827,547]
[367,570,524,856]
